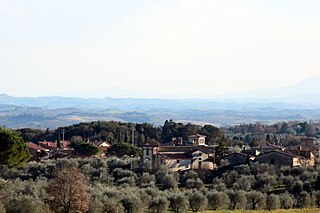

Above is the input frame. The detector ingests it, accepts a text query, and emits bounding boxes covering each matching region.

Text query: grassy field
[186,209,320,213]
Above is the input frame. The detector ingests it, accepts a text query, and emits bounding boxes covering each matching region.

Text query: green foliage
[108,142,141,157]
[138,173,156,188]
[188,190,208,212]
[185,178,204,190]
[207,191,230,210]
[296,191,312,208]
[2,146,320,212]
[279,193,294,209]
[267,194,280,210]
[168,193,188,213]
[148,197,169,213]
[72,142,103,156]
[0,127,30,167]
[0,203,4,213]
[227,190,247,210]
[120,192,144,213]
[313,190,320,208]
[246,191,266,210]
[162,174,178,190]
[5,195,51,213]
[161,120,228,146]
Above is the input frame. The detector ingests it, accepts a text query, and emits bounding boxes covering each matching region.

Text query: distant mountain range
[219,76,320,104]
[53,77,320,102]
[2,76,320,106]
[1,77,320,129]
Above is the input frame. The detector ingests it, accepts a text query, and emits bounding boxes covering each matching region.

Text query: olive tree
[279,193,294,209]
[266,194,280,210]
[188,191,208,212]
[168,193,189,213]
[227,190,247,210]
[207,190,229,210]
[246,191,266,210]
[148,197,169,213]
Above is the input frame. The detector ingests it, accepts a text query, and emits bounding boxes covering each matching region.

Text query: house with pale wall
[187,134,206,146]
[141,139,216,172]
[93,141,111,152]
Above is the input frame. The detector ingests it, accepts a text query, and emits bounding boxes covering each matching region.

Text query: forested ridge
[14,120,227,146]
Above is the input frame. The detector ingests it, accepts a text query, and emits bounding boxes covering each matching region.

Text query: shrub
[227,190,247,210]
[185,178,204,190]
[5,195,51,213]
[207,191,229,210]
[266,194,280,210]
[120,194,144,213]
[162,174,178,190]
[138,173,156,188]
[279,193,294,209]
[246,191,266,210]
[188,191,208,212]
[149,197,169,213]
[168,193,188,213]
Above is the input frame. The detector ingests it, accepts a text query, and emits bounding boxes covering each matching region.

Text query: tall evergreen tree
[0,127,30,167]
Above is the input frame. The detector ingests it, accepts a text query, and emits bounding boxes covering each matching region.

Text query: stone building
[255,150,315,167]
[141,139,216,172]
[187,134,206,146]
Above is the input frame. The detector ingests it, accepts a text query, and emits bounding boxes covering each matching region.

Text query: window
[271,159,275,165]
[146,149,149,155]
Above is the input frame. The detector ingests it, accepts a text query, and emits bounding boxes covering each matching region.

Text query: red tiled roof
[142,140,160,147]
[38,140,70,149]
[27,142,47,151]
[38,141,57,148]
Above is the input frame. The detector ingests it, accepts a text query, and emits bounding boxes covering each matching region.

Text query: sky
[1,0,320,98]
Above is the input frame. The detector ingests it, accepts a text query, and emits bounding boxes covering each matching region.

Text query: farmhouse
[141,138,216,172]
[93,141,111,152]
[27,142,49,160]
[38,140,70,151]
[255,150,315,167]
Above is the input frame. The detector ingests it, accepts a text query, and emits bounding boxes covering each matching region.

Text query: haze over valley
[1,77,320,129]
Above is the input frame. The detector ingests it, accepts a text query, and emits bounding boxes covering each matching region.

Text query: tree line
[15,120,227,146]
[227,121,320,137]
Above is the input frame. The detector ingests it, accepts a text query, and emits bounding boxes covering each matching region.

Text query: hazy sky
[1,0,320,98]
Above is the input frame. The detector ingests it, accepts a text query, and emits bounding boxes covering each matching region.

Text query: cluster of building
[27,140,111,160]
[226,144,316,168]
[141,134,216,172]
[141,134,317,172]
[27,134,318,172]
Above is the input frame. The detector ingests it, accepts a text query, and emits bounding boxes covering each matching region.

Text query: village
[27,130,319,172]
[2,120,320,212]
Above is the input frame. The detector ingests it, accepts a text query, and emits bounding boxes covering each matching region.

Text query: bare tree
[46,167,89,213]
